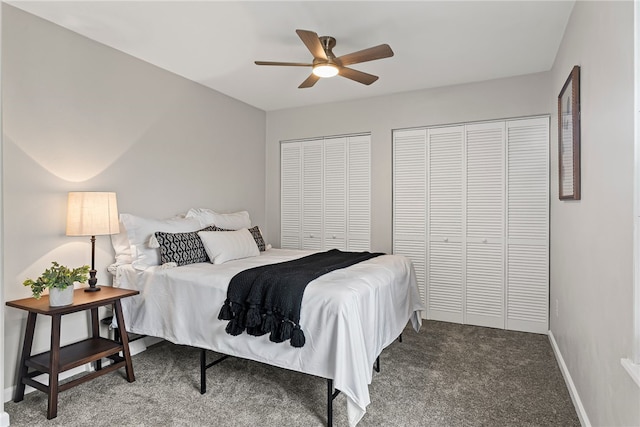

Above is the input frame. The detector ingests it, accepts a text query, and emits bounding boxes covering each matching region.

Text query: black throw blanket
[218,249,383,347]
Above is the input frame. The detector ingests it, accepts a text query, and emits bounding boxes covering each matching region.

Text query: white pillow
[198,228,259,265]
[120,213,202,270]
[186,208,251,230]
[110,217,132,265]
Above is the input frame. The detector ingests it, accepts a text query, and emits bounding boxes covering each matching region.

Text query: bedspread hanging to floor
[219,249,383,347]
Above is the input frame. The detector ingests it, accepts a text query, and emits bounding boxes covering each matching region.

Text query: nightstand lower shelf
[26,337,123,373]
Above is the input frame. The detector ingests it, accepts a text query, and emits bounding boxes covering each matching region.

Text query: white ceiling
[7,1,575,112]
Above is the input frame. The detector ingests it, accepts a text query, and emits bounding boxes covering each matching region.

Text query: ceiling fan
[255,29,394,88]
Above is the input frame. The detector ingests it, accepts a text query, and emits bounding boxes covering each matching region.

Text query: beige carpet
[5,320,580,426]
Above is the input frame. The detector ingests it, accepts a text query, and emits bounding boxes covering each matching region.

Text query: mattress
[111,248,424,426]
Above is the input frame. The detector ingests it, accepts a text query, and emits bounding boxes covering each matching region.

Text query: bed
[108,209,424,426]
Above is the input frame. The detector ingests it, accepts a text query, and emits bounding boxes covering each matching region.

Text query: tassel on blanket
[237,307,247,326]
[245,305,262,328]
[262,311,277,334]
[218,300,233,321]
[279,320,293,342]
[246,326,264,336]
[226,317,244,336]
[269,321,284,343]
[290,324,305,348]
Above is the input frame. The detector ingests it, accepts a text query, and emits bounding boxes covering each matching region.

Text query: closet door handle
[443,237,449,242]
[482,238,488,243]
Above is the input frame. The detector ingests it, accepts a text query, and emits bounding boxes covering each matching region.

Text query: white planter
[49,286,74,307]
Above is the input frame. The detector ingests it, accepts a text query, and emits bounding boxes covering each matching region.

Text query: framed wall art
[558,65,581,200]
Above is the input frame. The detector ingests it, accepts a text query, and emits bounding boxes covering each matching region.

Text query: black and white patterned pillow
[155,226,216,266]
[210,225,266,252]
[247,226,266,251]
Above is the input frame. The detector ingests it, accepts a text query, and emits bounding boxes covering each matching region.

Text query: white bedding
[111,248,424,426]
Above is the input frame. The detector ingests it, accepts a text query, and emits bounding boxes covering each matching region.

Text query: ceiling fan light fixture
[312,63,339,78]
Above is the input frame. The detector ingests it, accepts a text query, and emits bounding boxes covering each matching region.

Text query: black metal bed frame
[107,315,405,425]
[198,333,402,427]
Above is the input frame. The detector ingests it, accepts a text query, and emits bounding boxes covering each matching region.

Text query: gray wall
[549,1,640,425]
[265,72,551,252]
[2,5,266,392]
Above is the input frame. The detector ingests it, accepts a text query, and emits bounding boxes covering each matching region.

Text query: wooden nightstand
[6,286,139,419]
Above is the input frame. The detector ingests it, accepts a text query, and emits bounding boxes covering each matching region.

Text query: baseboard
[621,358,640,388]
[548,330,591,427]
[129,335,162,356]
[0,411,10,427]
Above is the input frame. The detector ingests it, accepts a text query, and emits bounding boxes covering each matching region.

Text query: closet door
[282,134,371,252]
[324,137,347,250]
[301,141,324,250]
[393,129,427,307]
[347,135,371,251]
[506,117,549,334]
[465,122,505,329]
[281,142,301,249]
[427,126,465,323]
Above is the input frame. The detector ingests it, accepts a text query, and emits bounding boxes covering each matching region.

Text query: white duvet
[111,248,424,426]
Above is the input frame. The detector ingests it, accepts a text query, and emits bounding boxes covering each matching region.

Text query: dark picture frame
[558,65,581,200]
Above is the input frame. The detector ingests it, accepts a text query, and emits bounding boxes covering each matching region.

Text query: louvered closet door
[281,142,301,249]
[506,118,549,334]
[427,126,465,323]
[347,135,371,251]
[324,137,347,250]
[393,129,427,307]
[301,141,324,250]
[465,122,505,329]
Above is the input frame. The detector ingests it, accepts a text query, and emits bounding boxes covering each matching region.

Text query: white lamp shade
[66,192,119,236]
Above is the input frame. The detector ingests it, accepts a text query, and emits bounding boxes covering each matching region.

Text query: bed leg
[327,379,341,427]
[399,333,403,343]
[327,379,333,427]
[374,356,380,373]
[200,349,206,395]
[198,351,230,395]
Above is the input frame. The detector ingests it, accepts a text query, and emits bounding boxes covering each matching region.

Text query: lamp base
[86,266,100,292]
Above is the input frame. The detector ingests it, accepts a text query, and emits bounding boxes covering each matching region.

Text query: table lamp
[66,192,119,292]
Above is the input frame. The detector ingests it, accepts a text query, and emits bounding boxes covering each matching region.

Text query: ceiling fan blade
[298,73,321,89]
[255,61,312,67]
[339,67,379,85]
[336,44,394,66]
[296,29,328,60]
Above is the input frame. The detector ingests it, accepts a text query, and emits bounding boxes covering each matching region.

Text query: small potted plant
[23,262,90,306]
